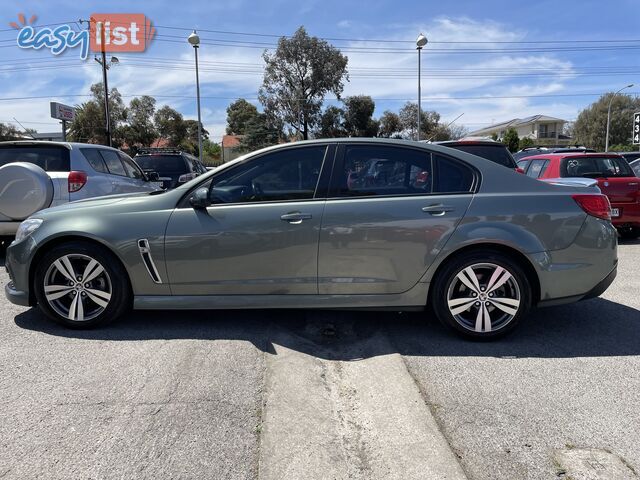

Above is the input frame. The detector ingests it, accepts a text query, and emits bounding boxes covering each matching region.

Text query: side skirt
[134,282,430,311]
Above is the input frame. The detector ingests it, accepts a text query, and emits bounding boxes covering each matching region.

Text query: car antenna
[12,117,36,139]
[426,113,464,142]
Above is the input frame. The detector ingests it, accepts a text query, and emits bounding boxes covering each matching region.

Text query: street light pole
[188,31,203,163]
[605,83,634,152]
[416,33,428,141]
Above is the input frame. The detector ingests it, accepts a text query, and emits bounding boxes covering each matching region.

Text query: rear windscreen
[447,145,517,168]
[135,155,187,174]
[561,156,633,178]
[0,145,70,171]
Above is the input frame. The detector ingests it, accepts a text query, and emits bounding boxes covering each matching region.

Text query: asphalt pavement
[0,238,638,479]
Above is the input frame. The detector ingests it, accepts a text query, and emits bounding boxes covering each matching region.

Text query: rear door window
[433,154,475,193]
[526,159,549,178]
[100,150,127,176]
[330,145,433,197]
[80,148,108,173]
[119,153,145,180]
[0,145,70,171]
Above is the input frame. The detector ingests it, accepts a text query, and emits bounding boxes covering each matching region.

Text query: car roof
[0,140,122,152]
[432,140,504,147]
[520,152,624,160]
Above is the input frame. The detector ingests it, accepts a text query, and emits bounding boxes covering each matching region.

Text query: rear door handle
[280,212,312,224]
[422,204,455,215]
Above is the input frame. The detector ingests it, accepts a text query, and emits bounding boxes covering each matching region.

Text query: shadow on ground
[13,296,640,361]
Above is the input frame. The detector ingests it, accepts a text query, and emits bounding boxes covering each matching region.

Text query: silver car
[0,141,160,235]
[4,139,618,339]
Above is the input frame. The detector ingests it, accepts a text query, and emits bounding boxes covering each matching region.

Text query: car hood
[34,191,172,218]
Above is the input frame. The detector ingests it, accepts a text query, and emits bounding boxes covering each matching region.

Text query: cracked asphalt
[0,238,638,479]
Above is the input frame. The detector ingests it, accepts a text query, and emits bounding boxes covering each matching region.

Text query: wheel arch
[426,242,541,306]
[29,234,132,305]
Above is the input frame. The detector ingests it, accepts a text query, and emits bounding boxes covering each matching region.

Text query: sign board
[50,102,75,122]
[634,112,640,145]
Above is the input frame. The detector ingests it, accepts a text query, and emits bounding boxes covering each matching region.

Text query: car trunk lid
[595,177,639,203]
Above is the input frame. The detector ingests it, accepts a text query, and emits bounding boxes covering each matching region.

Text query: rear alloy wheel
[432,251,532,339]
[34,242,131,328]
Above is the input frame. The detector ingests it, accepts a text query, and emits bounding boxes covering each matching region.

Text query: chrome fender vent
[137,239,162,284]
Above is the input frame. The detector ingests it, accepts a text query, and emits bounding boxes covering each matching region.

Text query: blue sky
[1,0,639,141]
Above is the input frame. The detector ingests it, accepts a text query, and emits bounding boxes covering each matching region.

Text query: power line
[1,92,638,103]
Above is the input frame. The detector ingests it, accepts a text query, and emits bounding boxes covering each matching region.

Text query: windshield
[0,145,70,171]
[561,156,633,178]
[447,144,516,168]
[135,155,187,174]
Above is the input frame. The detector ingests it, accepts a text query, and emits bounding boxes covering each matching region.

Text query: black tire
[34,241,131,328]
[431,250,532,340]
[618,227,640,240]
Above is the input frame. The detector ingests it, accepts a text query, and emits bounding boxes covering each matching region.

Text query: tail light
[572,194,611,221]
[68,171,87,193]
[178,173,197,183]
[515,167,525,174]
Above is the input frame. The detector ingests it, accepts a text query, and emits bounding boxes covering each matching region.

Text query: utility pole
[98,21,111,147]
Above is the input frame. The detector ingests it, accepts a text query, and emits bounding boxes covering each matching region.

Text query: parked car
[630,158,640,177]
[430,139,522,172]
[520,152,640,238]
[5,139,617,340]
[0,141,160,236]
[513,146,595,161]
[134,148,207,190]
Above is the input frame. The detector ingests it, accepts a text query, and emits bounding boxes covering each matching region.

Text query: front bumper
[4,281,30,306]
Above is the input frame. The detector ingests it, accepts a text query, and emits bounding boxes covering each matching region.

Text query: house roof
[469,115,566,135]
[223,134,243,148]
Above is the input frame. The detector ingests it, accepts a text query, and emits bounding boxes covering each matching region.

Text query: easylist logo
[90,14,155,52]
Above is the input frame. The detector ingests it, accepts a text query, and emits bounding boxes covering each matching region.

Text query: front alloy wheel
[34,241,131,328]
[432,251,532,339]
[43,254,112,322]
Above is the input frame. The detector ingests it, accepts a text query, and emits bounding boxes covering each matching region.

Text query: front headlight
[15,218,43,243]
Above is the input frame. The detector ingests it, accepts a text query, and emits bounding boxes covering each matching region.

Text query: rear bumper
[611,201,640,227]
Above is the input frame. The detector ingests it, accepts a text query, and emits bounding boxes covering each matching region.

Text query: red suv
[521,153,640,238]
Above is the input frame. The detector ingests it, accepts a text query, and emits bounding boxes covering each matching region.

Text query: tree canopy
[259,26,348,140]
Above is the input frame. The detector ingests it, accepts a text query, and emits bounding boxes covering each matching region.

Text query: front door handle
[422,204,455,215]
[280,212,312,224]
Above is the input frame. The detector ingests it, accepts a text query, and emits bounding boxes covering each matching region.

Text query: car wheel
[34,241,131,328]
[432,250,532,340]
[618,227,640,240]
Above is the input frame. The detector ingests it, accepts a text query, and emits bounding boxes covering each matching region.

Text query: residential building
[222,134,244,162]
[469,115,570,145]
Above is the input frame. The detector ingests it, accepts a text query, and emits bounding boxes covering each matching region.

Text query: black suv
[134,148,207,189]
[430,140,520,171]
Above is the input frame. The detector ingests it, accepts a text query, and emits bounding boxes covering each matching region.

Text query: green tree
[343,95,378,137]
[377,111,402,138]
[398,102,440,139]
[238,113,281,153]
[316,106,346,138]
[259,26,349,140]
[123,95,157,149]
[226,99,259,135]
[502,128,520,152]
[68,83,126,146]
[573,93,640,150]
[0,122,24,141]
[181,119,210,156]
[519,137,535,150]
[153,105,187,146]
[202,139,222,166]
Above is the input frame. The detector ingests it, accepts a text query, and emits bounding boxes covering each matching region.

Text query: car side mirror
[189,187,211,209]
[146,171,160,182]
